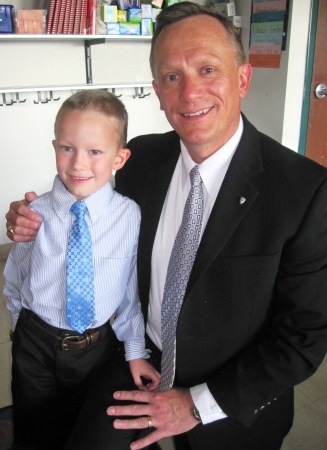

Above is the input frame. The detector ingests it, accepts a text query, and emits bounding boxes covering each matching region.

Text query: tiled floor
[1,246,327,450]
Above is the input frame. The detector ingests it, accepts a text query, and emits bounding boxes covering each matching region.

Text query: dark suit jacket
[115,115,327,435]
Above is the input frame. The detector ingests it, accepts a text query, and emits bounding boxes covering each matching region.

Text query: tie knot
[70,201,87,220]
[190,165,201,187]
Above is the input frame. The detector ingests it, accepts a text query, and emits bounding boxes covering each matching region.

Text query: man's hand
[107,388,200,450]
[6,192,41,242]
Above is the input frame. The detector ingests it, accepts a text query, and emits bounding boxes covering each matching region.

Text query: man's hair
[150,1,246,76]
[55,89,128,147]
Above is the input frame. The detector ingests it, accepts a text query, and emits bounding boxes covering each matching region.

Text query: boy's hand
[129,359,160,391]
[6,192,41,242]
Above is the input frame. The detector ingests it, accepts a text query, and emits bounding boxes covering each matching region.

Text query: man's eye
[63,146,72,152]
[167,74,178,81]
[204,67,214,74]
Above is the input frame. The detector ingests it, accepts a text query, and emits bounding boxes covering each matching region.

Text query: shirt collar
[51,175,114,223]
[180,116,243,194]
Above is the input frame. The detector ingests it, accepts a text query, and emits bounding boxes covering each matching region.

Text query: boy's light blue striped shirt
[3,176,148,361]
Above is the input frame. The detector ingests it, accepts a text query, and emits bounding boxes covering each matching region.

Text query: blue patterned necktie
[159,165,204,391]
[66,201,95,334]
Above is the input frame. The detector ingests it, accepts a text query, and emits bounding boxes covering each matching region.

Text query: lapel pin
[239,196,246,205]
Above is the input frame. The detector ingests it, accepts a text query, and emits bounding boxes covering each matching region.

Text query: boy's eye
[90,149,101,155]
[63,146,72,152]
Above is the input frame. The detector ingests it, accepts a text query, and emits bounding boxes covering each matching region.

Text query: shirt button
[210,403,218,411]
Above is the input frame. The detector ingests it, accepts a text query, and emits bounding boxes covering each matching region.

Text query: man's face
[152,15,252,162]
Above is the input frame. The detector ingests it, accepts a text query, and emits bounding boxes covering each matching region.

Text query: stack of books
[46,0,95,34]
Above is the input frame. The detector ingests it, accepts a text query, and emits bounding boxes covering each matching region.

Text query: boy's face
[53,108,130,200]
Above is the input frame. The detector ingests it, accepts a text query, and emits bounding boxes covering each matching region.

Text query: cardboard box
[141,18,153,36]
[152,8,161,22]
[165,0,180,6]
[142,4,152,18]
[117,10,127,22]
[13,9,47,34]
[100,5,118,23]
[119,22,140,35]
[127,8,142,23]
[106,22,120,34]
[213,2,235,17]
[117,0,131,10]
[232,15,241,28]
[152,0,164,9]
[0,4,13,33]
[130,0,141,7]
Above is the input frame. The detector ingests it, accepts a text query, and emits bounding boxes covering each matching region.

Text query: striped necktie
[159,165,204,391]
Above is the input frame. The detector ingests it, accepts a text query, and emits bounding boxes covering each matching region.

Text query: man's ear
[238,63,252,99]
[52,139,57,151]
[152,80,164,111]
[114,148,131,171]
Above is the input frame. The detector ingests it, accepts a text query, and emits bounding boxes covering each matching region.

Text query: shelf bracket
[84,39,106,84]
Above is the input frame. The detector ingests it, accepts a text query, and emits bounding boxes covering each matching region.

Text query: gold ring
[147,417,153,428]
[7,225,14,235]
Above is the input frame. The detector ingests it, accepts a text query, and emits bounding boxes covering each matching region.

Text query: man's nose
[180,75,201,101]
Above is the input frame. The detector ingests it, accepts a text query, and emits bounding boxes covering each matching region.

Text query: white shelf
[0,33,152,98]
[0,34,152,41]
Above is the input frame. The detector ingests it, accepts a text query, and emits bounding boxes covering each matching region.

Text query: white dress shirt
[147,117,243,423]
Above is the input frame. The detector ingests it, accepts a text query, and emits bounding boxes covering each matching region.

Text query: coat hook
[34,91,49,104]
[110,88,122,98]
[13,92,27,103]
[133,87,151,99]
[2,93,14,106]
[48,91,60,102]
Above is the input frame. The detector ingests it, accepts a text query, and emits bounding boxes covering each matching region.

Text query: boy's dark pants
[11,308,119,450]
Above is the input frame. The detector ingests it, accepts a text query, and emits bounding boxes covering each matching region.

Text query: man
[6,3,327,450]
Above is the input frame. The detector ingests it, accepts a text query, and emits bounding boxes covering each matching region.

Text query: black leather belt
[19,308,109,351]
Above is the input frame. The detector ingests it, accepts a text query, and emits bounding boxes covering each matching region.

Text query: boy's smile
[53,108,130,200]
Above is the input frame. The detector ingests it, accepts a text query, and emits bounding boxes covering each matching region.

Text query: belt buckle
[61,333,84,351]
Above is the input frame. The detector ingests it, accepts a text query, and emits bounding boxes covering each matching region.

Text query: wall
[0,0,312,245]
[0,0,171,245]
[237,0,311,150]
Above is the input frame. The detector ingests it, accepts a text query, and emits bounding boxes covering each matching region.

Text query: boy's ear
[52,139,57,150]
[114,148,131,171]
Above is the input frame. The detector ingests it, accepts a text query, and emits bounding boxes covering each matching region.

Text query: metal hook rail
[0,82,153,106]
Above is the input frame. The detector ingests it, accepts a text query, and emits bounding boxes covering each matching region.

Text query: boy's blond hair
[54,89,128,147]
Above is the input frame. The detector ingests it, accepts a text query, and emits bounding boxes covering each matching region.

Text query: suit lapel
[138,117,265,308]
[186,117,264,295]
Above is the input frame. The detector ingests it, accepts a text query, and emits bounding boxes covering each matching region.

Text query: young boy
[3,90,160,450]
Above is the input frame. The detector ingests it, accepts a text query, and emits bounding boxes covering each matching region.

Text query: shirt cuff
[124,339,150,361]
[190,383,227,425]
